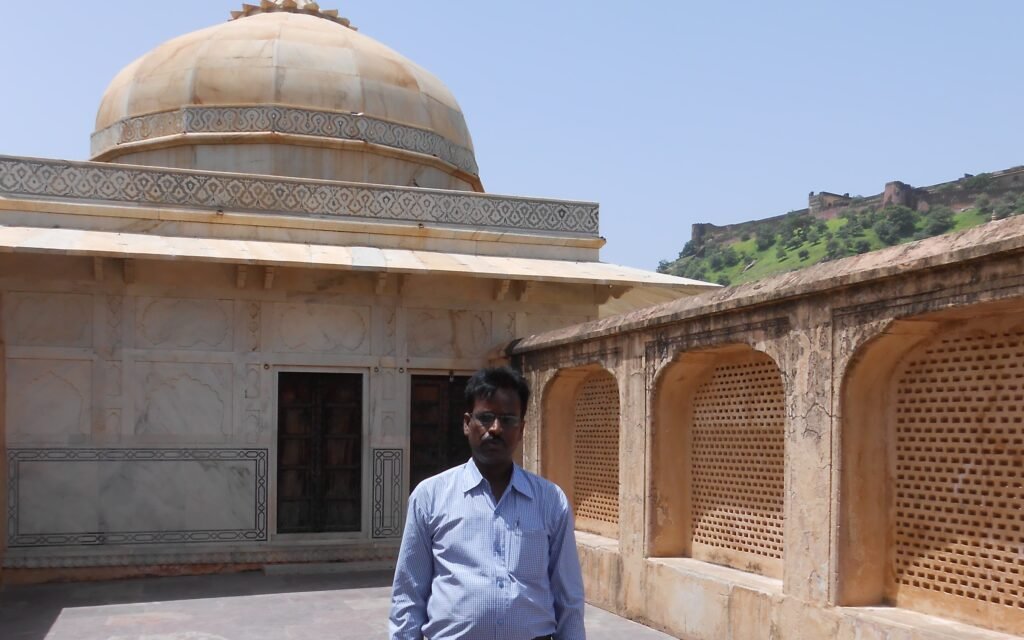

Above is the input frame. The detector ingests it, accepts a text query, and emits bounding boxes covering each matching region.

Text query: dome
[91,1,481,191]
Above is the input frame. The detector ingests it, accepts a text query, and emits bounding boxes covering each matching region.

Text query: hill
[658,168,1024,286]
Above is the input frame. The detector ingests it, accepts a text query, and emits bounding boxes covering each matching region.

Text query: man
[389,366,586,640]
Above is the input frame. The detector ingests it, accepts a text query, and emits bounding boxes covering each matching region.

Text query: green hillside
[659,193,1023,287]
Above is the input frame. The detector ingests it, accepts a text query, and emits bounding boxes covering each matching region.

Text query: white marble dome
[91,1,481,191]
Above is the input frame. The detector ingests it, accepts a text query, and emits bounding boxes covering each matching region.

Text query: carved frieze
[92,106,480,177]
[0,156,599,234]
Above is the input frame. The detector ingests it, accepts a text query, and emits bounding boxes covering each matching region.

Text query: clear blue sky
[2,1,1022,270]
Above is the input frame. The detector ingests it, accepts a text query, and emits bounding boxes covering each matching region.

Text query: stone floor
[0,568,675,639]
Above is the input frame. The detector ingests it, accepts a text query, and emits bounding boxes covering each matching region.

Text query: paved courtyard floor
[0,568,675,639]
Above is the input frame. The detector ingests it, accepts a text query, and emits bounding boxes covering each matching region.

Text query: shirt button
[497,580,504,588]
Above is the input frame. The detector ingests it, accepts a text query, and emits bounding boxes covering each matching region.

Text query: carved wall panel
[135,298,234,351]
[273,303,370,354]
[7,448,267,547]
[372,449,404,538]
[407,309,492,358]
[3,293,93,347]
[133,362,233,438]
[6,359,92,443]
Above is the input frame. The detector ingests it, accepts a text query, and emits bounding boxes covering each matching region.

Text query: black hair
[464,366,530,415]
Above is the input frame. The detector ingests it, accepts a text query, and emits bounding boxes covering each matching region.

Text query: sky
[2,1,1023,270]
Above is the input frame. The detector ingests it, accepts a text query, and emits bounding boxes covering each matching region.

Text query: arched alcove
[839,301,1024,636]
[542,365,621,539]
[649,344,786,579]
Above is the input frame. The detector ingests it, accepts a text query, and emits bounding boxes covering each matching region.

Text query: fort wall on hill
[691,164,1024,246]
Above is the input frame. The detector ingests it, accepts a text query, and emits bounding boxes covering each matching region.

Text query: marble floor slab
[0,569,676,640]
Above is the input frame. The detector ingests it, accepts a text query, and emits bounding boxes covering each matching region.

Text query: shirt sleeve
[389,486,434,640]
[548,488,587,640]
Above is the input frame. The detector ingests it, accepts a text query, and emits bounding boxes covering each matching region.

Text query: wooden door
[410,375,470,490]
[277,372,362,534]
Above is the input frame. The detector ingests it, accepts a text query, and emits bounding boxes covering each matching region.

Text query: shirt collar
[460,460,535,500]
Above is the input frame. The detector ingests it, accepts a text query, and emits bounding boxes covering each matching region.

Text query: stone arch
[541,365,621,539]
[838,301,1024,635]
[649,344,786,579]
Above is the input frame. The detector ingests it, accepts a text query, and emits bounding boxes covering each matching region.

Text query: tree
[775,246,788,261]
[721,246,741,268]
[755,228,776,251]
[854,239,871,254]
[923,205,954,235]
[797,248,810,261]
[824,238,847,261]
[716,275,731,286]
[656,260,672,274]
[974,194,991,214]
[873,205,918,245]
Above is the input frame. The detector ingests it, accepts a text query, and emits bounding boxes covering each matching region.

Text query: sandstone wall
[514,217,1024,639]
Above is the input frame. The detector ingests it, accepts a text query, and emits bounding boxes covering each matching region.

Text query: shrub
[798,249,810,261]
[716,275,731,286]
[974,194,991,213]
[962,173,992,191]
[993,203,1015,220]
[854,239,871,254]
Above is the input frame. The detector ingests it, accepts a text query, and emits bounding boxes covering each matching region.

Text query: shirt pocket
[511,526,549,583]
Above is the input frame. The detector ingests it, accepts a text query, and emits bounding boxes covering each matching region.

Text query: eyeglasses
[471,412,522,428]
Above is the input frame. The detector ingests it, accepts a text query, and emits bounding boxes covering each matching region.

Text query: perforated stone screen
[690,353,785,575]
[572,372,620,536]
[893,327,1024,622]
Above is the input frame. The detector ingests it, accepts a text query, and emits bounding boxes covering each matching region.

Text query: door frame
[407,369,477,491]
[270,366,370,541]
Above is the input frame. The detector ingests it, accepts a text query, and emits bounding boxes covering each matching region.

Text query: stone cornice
[0,156,599,236]
[90,105,479,177]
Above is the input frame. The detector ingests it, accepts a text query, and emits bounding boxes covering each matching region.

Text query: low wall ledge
[510,216,1024,354]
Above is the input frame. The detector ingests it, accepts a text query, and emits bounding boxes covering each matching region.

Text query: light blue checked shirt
[389,460,586,640]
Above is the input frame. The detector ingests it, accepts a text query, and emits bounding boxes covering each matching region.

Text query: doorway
[409,375,471,490]
[276,372,363,534]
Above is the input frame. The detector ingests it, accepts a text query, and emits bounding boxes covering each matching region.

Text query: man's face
[463,386,524,468]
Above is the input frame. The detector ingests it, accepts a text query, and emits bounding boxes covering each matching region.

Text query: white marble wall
[0,271,598,565]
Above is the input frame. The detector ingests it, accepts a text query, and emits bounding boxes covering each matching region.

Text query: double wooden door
[410,375,471,491]
[277,372,362,534]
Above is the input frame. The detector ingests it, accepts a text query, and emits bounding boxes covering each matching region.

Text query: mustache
[481,435,505,445]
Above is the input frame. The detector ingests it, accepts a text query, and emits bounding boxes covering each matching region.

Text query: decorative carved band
[91,105,479,176]
[6,448,268,548]
[0,156,599,235]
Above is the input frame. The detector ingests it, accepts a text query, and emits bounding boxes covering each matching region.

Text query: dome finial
[230,0,355,29]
